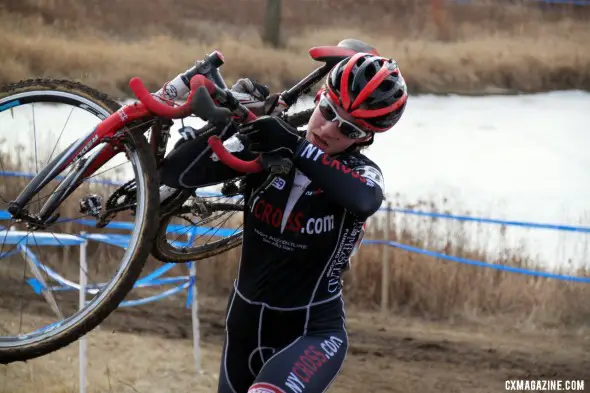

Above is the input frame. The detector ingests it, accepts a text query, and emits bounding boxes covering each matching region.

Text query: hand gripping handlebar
[129,74,264,173]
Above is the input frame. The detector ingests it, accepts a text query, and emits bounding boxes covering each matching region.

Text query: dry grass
[193,205,590,329]
[0,0,589,97]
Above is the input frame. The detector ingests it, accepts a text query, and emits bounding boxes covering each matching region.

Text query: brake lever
[190,86,233,126]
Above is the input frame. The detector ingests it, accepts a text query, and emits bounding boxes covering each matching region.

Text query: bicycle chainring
[96,179,137,228]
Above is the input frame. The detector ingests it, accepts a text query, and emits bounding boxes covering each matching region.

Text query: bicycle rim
[0,80,159,363]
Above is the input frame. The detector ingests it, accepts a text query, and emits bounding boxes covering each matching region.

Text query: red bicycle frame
[7,45,361,225]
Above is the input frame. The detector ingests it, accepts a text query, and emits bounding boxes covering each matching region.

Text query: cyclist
[159,50,408,393]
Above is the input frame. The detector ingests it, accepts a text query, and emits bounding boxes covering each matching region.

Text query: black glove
[230,78,270,101]
[240,116,303,157]
[231,78,280,116]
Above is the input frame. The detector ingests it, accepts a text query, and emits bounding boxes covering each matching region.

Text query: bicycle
[0,40,370,364]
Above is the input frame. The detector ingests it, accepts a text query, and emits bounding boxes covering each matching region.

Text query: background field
[1,1,589,392]
[0,0,589,97]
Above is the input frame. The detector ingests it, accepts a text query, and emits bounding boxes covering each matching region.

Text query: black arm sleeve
[293,140,385,220]
[159,129,256,189]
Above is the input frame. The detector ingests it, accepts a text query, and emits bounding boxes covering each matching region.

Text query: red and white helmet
[324,53,408,132]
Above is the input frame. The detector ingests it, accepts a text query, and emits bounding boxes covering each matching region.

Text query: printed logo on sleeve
[355,165,385,189]
[271,177,287,190]
[299,144,367,184]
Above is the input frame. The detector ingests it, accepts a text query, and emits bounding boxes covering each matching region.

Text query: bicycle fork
[7,129,123,229]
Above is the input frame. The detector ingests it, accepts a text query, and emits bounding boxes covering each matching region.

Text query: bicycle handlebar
[130,72,264,173]
[128,45,347,175]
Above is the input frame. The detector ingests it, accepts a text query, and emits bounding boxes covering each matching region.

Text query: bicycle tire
[0,78,122,115]
[0,79,160,363]
[151,191,244,262]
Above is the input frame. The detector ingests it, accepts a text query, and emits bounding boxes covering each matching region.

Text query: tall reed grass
[0,0,589,96]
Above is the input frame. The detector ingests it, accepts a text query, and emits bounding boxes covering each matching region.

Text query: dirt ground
[2,291,589,393]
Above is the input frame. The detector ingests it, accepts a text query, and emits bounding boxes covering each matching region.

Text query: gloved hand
[231,78,270,101]
[231,78,281,116]
[240,116,303,157]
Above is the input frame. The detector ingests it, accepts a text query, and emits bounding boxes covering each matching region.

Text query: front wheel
[0,79,160,363]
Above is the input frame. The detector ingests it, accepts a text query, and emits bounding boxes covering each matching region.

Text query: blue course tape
[363,239,590,283]
[75,219,239,237]
[119,281,192,307]
[136,264,178,285]
[27,277,45,295]
[382,208,590,233]
[134,277,190,288]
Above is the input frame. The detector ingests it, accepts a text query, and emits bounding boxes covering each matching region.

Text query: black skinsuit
[159,125,385,393]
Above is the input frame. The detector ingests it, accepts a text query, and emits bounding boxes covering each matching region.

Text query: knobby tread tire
[0,78,121,113]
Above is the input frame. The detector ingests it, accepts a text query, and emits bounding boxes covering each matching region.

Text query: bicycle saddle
[309,39,380,67]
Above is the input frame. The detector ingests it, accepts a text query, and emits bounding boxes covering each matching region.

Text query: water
[363,91,590,271]
[1,91,589,270]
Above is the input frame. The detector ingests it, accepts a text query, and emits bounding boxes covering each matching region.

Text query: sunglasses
[318,95,371,140]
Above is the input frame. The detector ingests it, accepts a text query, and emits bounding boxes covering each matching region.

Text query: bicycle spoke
[168,195,244,245]
[193,208,243,245]
[0,79,160,363]
[168,221,196,245]
[0,154,7,204]
[84,161,128,183]
[35,118,155,193]
[45,106,75,166]
[30,235,67,320]
[17,235,30,335]
[12,158,131,222]
[31,103,42,214]
[0,219,18,259]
